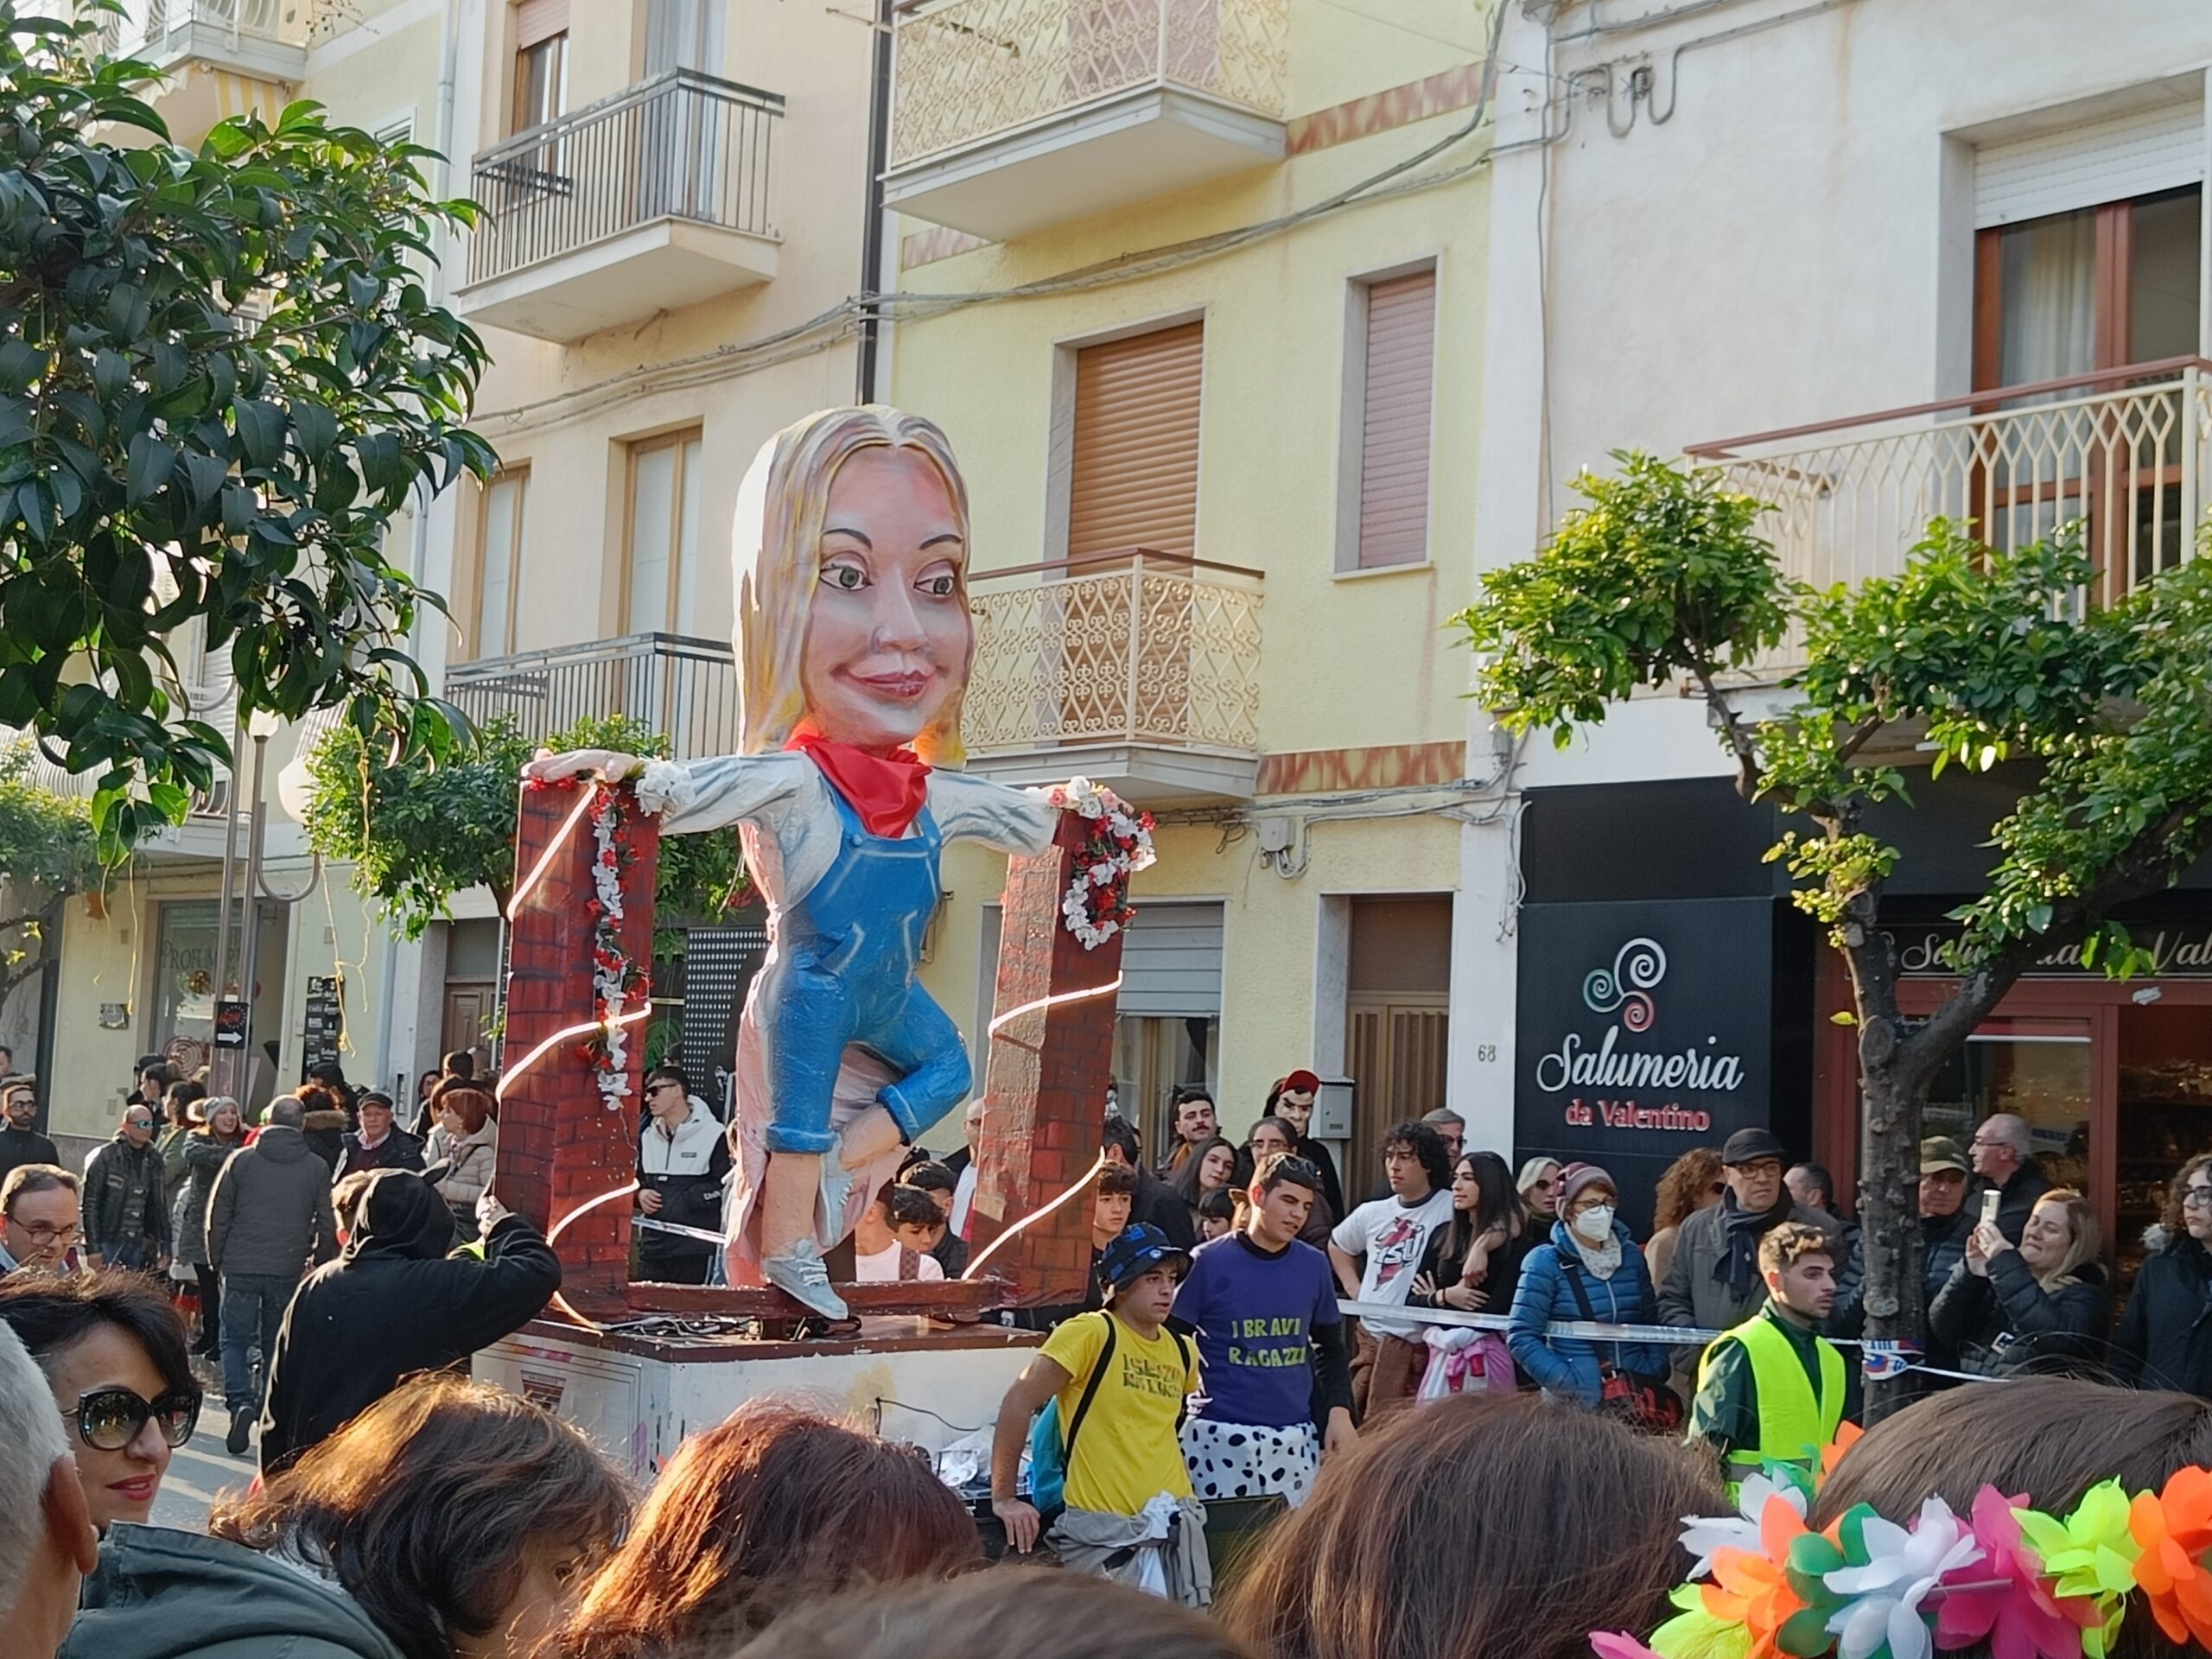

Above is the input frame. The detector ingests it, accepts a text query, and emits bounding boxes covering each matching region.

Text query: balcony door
[640,0,728,224]
[1972,183,2202,593]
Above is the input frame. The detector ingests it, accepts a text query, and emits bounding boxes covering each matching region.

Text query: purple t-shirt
[1172,1231,1341,1430]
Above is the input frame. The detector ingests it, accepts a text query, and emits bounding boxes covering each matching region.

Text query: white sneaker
[818,1154,858,1237]
[762,1240,849,1320]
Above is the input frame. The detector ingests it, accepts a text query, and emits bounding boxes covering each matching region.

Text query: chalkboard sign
[302,976,342,1077]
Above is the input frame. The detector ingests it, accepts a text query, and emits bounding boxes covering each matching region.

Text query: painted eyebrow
[822,526,872,547]
[919,532,964,550]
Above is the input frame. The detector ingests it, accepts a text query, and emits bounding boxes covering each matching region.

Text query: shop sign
[1891,920,2212,979]
[301,976,342,1076]
[211,999,247,1050]
[1515,899,1774,1162]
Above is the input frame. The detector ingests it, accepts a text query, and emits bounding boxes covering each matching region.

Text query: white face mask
[1570,1204,1615,1243]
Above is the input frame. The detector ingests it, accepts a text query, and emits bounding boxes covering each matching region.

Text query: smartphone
[1980,1190,2001,1229]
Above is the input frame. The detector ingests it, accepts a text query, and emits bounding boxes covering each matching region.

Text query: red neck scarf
[785,721,931,837]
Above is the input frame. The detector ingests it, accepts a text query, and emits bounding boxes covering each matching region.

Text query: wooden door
[442,983,496,1060]
[1344,995,1449,1198]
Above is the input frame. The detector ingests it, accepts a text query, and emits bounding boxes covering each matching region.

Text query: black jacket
[338,1127,426,1178]
[634,1101,729,1270]
[1971,1162,2054,1246]
[300,1109,350,1179]
[1929,1249,2107,1379]
[259,1171,560,1474]
[2114,1230,2212,1395]
[0,1124,57,1181]
[1133,1165,1197,1251]
[1921,1208,1974,1310]
[207,1126,338,1281]
[85,1135,169,1256]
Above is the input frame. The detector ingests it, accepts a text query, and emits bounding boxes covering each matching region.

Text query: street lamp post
[212,709,322,1102]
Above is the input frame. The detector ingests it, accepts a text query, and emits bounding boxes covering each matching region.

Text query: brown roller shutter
[515,0,569,49]
[1067,321,1203,562]
[1356,269,1436,569]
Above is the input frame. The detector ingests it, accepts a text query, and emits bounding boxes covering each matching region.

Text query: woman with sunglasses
[1643,1147,1726,1288]
[0,1269,199,1533]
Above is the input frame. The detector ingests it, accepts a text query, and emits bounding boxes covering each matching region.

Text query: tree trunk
[1855,1045,1925,1421]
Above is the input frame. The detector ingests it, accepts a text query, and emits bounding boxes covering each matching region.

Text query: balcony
[1687,359,2212,671]
[95,0,313,147]
[446,634,740,761]
[456,71,784,344]
[962,550,1263,804]
[884,0,1287,242]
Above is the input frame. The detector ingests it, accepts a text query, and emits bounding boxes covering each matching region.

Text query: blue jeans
[219,1272,298,1415]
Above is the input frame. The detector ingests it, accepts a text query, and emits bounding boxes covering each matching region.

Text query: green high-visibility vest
[1697,1311,1845,1477]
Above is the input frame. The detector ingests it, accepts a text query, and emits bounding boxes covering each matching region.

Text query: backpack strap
[1060,1312,1120,1471]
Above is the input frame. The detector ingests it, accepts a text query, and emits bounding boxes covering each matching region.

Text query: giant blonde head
[734,406,973,765]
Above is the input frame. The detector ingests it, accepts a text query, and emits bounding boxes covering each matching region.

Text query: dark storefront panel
[1515,897,1813,1234]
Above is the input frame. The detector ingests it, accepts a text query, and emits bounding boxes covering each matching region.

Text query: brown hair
[433,1083,494,1135]
[1652,1147,1725,1233]
[212,1376,629,1659]
[2159,1154,2212,1237]
[559,1399,981,1657]
[0,1161,77,1214]
[1221,1393,1724,1659]
[1758,1221,1834,1280]
[747,1568,1257,1659]
[2030,1187,2100,1290]
[1096,1162,1140,1199]
[1815,1378,2212,1659]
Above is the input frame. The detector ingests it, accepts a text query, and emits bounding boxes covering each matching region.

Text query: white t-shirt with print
[1330,1189,1453,1339]
[853,1240,946,1283]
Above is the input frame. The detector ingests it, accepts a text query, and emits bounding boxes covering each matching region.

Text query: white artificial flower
[1679,1476,1808,1580]
[1821,1499,1980,1659]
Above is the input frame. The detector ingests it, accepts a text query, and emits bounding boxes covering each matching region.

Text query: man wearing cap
[1918,1136,1974,1369]
[1658,1128,1843,1393]
[990,1224,1211,1605]
[1268,1071,1344,1222]
[1685,1221,1847,1491]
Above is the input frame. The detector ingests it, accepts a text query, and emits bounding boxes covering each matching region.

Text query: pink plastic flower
[1936,1489,2095,1659]
[1589,1634,1666,1659]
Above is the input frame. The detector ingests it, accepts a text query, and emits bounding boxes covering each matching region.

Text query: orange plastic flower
[1700,1494,1815,1659]
[2131,1465,2212,1646]
[1820,1420,1864,1484]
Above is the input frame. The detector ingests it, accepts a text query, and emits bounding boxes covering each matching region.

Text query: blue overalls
[753,785,969,1155]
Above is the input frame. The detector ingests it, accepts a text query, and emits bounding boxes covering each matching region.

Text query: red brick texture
[498,781,661,1320]
[969,813,1126,1307]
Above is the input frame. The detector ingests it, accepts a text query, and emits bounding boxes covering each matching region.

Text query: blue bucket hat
[1097,1223,1190,1293]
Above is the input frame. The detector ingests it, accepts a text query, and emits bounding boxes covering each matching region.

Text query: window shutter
[1356,268,1435,569]
[1066,321,1203,562]
[515,0,569,49]
[1975,99,2204,228]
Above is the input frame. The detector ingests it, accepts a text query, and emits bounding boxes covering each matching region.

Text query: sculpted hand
[522,747,645,784]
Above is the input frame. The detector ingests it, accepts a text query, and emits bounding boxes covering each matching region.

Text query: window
[1343,265,1436,570]
[645,0,724,75]
[475,470,528,659]
[1065,321,1203,562]
[625,430,703,633]
[512,0,569,134]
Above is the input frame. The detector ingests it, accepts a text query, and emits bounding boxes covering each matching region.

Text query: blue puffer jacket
[1508,1217,1670,1406]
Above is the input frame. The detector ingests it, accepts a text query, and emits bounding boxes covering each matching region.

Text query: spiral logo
[1582,937,1667,1031]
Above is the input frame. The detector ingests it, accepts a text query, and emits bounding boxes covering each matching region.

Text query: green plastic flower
[2013,1481,2143,1659]
[1651,1585,1752,1659]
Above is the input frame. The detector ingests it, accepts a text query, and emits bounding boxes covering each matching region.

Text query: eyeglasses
[10,1219,79,1245]
[65,1386,201,1451]
[124,1116,153,1129]
[2184,1187,2212,1210]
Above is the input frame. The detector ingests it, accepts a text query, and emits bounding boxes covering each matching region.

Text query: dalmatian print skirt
[1179,1416,1320,1508]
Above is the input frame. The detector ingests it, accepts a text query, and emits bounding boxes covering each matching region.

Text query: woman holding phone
[1929,1186,2107,1378]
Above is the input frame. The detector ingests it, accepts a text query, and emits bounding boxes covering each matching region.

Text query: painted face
[2018,1199,2075,1273]
[5,1182,79,1271]
[1198,1143,1236,1192]
[44,1325,181,1533]
[1919,1168,1967,1218]
[800,446,971,753]
[1274,1091,1314,1132]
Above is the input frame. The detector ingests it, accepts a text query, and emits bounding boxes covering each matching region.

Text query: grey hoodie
[62,1522,404,1659]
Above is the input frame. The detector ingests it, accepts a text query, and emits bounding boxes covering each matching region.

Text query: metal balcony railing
[889,0,1287,167]
[94,0,315,58]
[963,550,1262,754]
[1686,359,2212,667]
[469,69,784,284]
[445,634,740,762]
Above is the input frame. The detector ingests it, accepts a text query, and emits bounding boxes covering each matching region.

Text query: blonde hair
[733,405,973,765]
[2030,1187,2100,1290]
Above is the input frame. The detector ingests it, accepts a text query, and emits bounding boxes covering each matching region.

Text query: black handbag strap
[1061,1313,1119,1469]
[1557,1255,1624,1370]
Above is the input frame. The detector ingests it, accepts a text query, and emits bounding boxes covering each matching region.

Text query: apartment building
[882,0,1503,1188]
[1463,0,2212,1254]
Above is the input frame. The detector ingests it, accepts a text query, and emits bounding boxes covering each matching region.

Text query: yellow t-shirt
[1039,1311,1196,1516]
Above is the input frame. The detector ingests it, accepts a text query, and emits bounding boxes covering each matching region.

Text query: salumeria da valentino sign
[1535,938,1744,1132]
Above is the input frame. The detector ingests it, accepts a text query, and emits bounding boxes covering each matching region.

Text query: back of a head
[347,1170,458,1260]
[0,1320,69,1627]
[1221,1393,1724,1659]
[749,1569,1259,1659]
[267,1096,307,1130]
[562,1399,981,1656]
[212,1375,629,1659]
[442,1050,476,1081]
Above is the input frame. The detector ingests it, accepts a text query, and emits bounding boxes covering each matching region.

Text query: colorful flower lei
[580,784,649,1109]
[1589,1459,2212,1659]
[1039,776,1156,950]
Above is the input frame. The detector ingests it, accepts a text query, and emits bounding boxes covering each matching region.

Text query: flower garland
[1040,776,1156,950]
[581,784,649,1109]
[1592,1457,2212,1659]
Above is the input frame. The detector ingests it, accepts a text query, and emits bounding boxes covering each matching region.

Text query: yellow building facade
[886,0,1503,1185]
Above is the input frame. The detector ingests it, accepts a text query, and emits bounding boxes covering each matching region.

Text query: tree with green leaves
[0,4,492,860]
[0,736,103,1027]
[1456,451,2212,1411]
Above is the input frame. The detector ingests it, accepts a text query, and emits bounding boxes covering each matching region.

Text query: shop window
[624,429,704,634]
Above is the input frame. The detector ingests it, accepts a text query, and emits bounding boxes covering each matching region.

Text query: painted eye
[819,560,868,592]
[914,564,958,599]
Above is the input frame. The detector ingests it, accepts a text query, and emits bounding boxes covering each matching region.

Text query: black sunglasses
[66,1385,201,1451]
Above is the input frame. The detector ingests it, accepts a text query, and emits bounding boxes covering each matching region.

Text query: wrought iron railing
[468,69,784,284]
[1686,359,2212,667]
[93,0,315,58]
[889,0,1287,167]
[963,550,1262,754]
[445,634,740,761]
